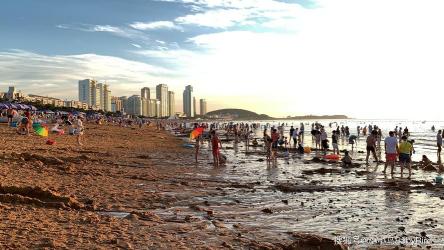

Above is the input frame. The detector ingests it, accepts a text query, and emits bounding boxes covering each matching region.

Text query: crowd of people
[189,121,444,179]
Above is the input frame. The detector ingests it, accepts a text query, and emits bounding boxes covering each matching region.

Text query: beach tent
[17,104,29,110]
[5,103,18,109]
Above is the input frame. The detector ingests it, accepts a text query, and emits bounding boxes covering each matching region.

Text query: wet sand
[0,123,314,249]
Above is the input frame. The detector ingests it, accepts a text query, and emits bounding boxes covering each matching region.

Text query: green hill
[205,109,273,120]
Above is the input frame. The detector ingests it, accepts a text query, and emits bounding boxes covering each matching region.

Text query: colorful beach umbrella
[190,127,204,139]
[35,126,49,137]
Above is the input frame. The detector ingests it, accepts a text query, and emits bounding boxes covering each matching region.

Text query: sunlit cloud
[56,24,151,43]
[129,21,183,31]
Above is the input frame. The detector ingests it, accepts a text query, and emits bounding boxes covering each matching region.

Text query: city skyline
[3,1,444,119]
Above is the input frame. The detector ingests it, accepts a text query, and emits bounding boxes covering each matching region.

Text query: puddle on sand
[98,212,130,218]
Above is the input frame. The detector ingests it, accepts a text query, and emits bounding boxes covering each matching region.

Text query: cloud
[131,43,142,48]
[129,21,182,31]
[175,9,255,29]
[0,50,179,100]
[56,24,151,43]
[168,0,308,29]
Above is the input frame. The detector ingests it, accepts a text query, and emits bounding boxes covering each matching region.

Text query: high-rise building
[168,91,175,116]
[119,96,128,114]
[79,79,97,107]
[97,83,105,110]
[183,85,194,117]
[200,99,207,116]
[103,84,112,112]
[127,95,142,116]
[155,100,161,117]
[141,87,151,99]
[141,98,149,117]
[156,84,168,117]
[79,79,111,110]
[148,99,157,117]
[111,96,123,112]
[193,97,197,116]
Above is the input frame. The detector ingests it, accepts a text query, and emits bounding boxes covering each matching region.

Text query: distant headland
[205,109,349,120]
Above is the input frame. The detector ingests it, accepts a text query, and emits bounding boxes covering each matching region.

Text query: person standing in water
[211,130,222,167]
[195,134,201,163]
[437,130,443,161]
[289,126,295,147]
[332,130,339,155]
[383,131,398,174]
[398,135,413,178]
[366,130,379,164]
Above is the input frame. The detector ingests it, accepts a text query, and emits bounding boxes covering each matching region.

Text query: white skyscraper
[148,99,157,117]
[156,84,168,117]
[200,99,207,116]
[193,97,197,116]
[168,91,175,116]
[183,85,194,117]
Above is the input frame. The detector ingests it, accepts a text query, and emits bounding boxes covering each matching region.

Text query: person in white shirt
[383,131,398,174]
[76,116,85,146]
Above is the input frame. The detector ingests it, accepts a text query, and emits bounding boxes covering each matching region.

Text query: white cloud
[135,0,444,119]
[0,50,179,100]
[131,43,142,48]
[92,25,122,33]
[129,21,182,31]
[171,0,307,29]
[176,9,255,29]
[56,24,151,43]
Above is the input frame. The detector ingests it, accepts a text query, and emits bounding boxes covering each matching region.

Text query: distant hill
[206,109,273,120]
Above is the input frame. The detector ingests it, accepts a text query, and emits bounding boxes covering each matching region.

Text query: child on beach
[341,151,352,167]
[76,116,85,146]
[211,130,222,167]
[419,155,437,171]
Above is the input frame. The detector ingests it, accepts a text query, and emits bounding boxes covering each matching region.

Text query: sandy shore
[0,123,326,249]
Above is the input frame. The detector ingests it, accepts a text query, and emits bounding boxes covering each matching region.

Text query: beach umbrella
[18,104,29,110]
[190,127,204,139]
[6,103,18,109]
[44,110,55,114]
[35,126,48,137]
[30,105,37,111]
[22,104,31,110]
[0,103,7,109]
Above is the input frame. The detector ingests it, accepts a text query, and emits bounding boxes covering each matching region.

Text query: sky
[1,0,444,119]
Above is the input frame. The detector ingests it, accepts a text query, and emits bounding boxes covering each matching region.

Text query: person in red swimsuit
[211,130,222,167]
